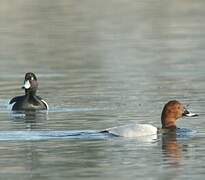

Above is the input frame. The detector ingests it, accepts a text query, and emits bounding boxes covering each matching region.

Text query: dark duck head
[22,72,38,95]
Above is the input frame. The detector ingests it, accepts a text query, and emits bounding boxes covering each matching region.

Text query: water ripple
[0,130,114,141]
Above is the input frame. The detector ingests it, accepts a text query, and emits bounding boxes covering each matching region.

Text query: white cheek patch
[23,80,31,89]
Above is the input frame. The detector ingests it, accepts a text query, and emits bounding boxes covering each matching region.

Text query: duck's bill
[183,109,198,117]
[184,112,198,117]
[22,80,31,89]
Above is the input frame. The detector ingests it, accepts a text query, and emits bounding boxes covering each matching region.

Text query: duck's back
[105,124,158,137]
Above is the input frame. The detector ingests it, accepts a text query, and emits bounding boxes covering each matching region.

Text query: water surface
[0,0,205,179]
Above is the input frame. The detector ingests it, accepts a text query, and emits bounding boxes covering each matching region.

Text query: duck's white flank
[41,99,49,110]
[105,124,157,137]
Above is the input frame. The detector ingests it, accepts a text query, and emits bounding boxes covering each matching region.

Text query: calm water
[0,0,205,179]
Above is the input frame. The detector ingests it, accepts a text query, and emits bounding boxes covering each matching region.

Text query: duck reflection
[161,131,185,167]
[9,110,48,129]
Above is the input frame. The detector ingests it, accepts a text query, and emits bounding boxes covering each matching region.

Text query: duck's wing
[9,96,24,104]
[36,96,49,110]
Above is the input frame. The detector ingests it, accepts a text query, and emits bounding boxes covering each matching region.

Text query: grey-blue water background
[0,0,205,179]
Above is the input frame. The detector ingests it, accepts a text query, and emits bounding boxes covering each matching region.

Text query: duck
[102,100,198,137]
[9,72,49,111]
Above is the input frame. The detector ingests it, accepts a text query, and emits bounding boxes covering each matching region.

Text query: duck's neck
[25,90,37,97]
[161,117,177,129]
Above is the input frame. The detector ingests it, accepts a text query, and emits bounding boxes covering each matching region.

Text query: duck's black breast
[10,95,48,111]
